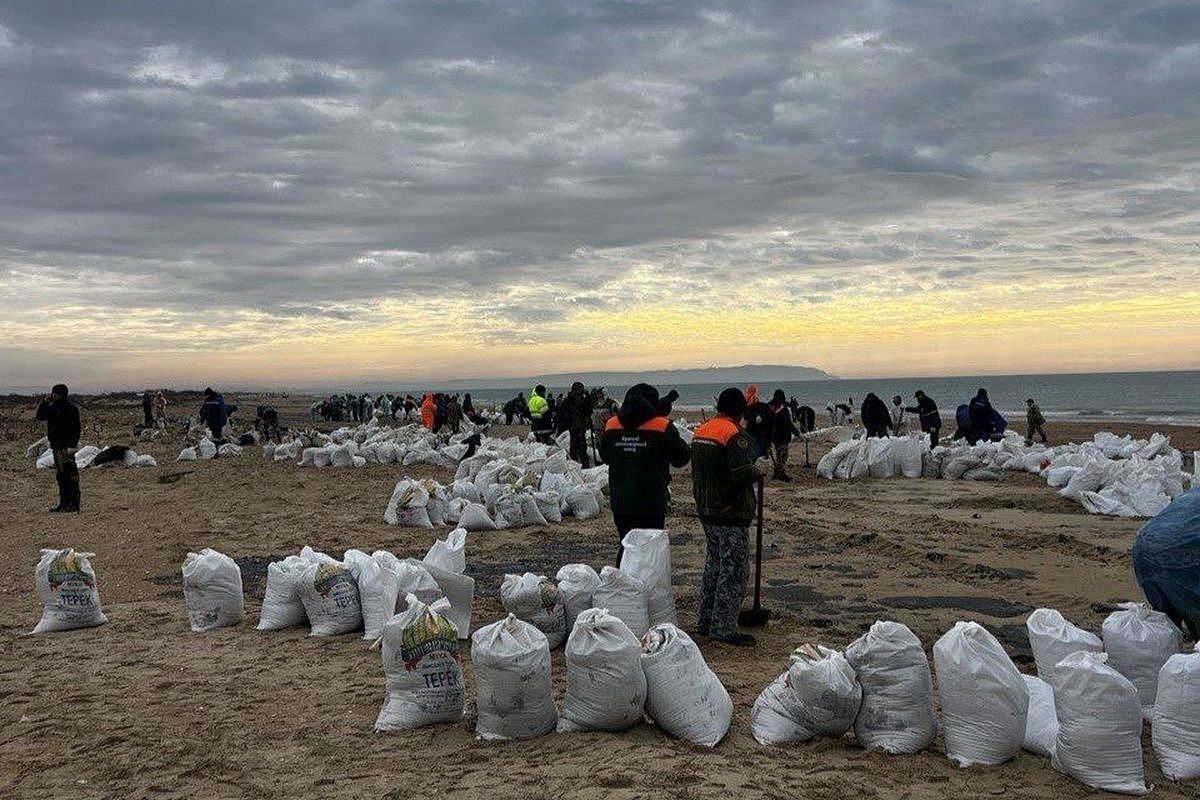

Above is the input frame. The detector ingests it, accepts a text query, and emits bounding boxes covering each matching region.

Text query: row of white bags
[751,617,1199,792]
[256,533,474,639]
[34,444,157,469]
[471,612,730,745]
[500,529,677,645]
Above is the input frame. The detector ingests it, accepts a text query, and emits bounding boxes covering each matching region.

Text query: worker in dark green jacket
[691,387,770,646]
[599,384,691,565]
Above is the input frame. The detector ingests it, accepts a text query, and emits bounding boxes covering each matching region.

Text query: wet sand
[1,394,1197,799]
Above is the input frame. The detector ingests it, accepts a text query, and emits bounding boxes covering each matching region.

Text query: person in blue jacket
[1133,490,1200,639]
[199,387,230,439]
[968,388,995,441]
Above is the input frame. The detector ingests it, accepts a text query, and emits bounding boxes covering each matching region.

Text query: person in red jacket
[420,393,435,430]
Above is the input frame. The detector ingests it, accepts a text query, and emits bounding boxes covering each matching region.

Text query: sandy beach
[1,393,1197,800]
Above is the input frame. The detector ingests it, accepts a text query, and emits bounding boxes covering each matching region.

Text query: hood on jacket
[617,388,660,429]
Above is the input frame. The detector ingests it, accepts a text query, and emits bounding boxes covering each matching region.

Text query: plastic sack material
[844,620,937,754]
[555,563,601,632]
[32,548,108,633]
[1101,601,1184,718]
[418,559,474,640]
[1051,651,1147,795]
[641,624,732,746]
[620,528,676,626]
[558,608,646,733]
[1152,644,1200,780]
[500,572,567,649]
[1025,608,1103,687]
[592,566,649,638]
[563,485,601,520]
[257,554,311,630]
[298,554,363,636]
[343,550,401,641]
[458,502,498,531]
[471,614,558,740]
[374,595,464,732]
[423,528,467,574]
[383,479,433,528]
[750,645,862,745]
[181,548,244,632]
[1022,675,1058,758]
[933,622,1028,767]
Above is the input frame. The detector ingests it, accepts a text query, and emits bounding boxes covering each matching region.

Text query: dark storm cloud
[0,0,1198,328]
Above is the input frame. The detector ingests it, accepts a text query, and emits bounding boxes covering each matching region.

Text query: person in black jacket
[859,392,891,438]
[767,389,800,481]
[599,384,691,564]
[905,390,942,447]
[140,390,154,428]
[36,383,82,512]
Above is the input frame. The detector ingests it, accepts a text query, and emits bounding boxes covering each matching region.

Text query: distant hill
[437,364,836,390]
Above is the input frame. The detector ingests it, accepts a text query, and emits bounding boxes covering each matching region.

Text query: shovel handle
[753,476,765,608]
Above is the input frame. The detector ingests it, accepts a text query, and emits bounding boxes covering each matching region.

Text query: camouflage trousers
[697,520,750,638]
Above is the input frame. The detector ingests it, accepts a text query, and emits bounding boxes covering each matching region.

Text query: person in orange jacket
[420,393,435,429]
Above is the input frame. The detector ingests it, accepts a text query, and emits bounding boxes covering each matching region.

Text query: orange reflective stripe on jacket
[605,415,670,433]
[694,415,740,445]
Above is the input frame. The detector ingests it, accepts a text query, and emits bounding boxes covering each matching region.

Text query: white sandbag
[298,555,363,636]
[217,442,242,458]
[1152,644,1200,780]
[133,454,157,467]
[471,614,558,740]
[1023,674,1058,758]
[383,479,433,528]
[534,490,563,523]
[393,558,445,608]
[181,548,244,632]
[865,438,895,478]
[198,438,217,459]
[1026,608,1103,686]
[895,436,926,479]
[751,673,808,745]
[492,491,526,529]
[423,528,467,574]
[641,623,731,746]
[555,563,600,632]
[421,480,449,526]
[933,621,1028,767]
[563,485,601,520]
[500,572,567,649]
[750,645,863,745]
[592,566,649,638]
[844,620,937,754]
[457,502,498,531]
[343,549,401,641]
[176,446,198,461]
[516,491,549,527]
[374,595,465,732]
[449,479,482,504]
[1101,601,1184,718]
[32,548,108,633]
[557,608,646,733]
[620,528,676,626]
[257,554,310,630]
[790,645,863,738]
[1051,651,1147,795]
[419,559,474,640]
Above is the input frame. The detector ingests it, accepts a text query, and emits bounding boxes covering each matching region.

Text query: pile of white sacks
[28,439,157,469]
[252,531,475,640]
[177,437,243,461]
[262,418,488,468]
[817,430,1189,517]
[364,527,729,745]
[383,441,609,531]
[751,606,1197,793]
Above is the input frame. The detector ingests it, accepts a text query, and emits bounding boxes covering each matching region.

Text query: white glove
[754,457,771,476]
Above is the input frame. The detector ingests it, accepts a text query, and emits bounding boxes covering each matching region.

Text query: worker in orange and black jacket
[599,383,691,565]
[691,387,771,646]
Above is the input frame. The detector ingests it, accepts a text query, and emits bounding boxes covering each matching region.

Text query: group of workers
[826,389,1050,450]
[139,390,168,429]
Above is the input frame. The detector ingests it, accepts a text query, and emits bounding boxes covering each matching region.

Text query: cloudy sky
[1,1,1198,389]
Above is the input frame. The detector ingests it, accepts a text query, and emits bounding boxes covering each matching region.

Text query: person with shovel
[691,387,770,646]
